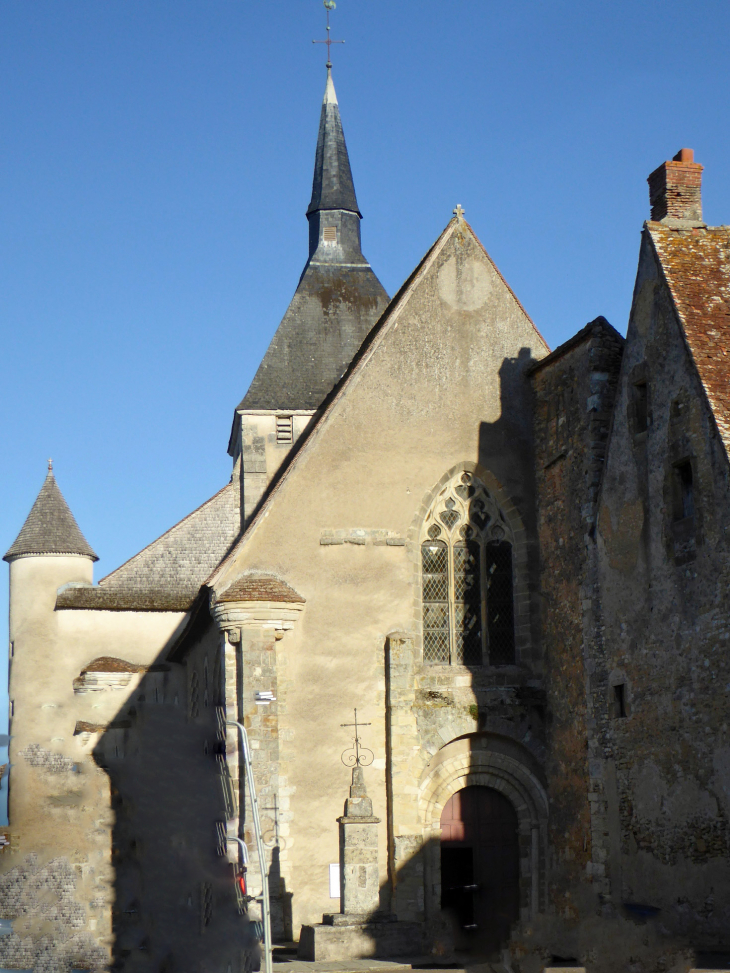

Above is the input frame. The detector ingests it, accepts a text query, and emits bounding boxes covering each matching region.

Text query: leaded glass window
[422,539,449,664]
[420,472,515,666]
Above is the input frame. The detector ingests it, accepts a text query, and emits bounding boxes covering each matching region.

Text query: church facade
[1,65,729,973]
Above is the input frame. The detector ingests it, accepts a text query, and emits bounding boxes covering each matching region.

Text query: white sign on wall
[329,863,340,898]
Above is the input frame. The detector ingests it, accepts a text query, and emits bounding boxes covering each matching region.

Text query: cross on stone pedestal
[340,708,373,768]
[453,204,465,221]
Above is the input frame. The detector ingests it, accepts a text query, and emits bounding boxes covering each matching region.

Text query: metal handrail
[227,720,272,973]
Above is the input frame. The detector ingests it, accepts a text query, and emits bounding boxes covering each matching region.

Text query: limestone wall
[211,221,551,940]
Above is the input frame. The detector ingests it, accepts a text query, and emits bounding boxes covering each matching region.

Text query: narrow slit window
[673,460,694,521]
[276,416,293,444]
[613,684,627,719]
[323,226,337,243]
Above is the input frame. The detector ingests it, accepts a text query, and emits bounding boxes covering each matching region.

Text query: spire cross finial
[313,0,344,68]
[453,204,465,222]
[47,458,53,473]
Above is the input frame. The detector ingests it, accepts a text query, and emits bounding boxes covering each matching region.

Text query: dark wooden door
[440,785,520,955]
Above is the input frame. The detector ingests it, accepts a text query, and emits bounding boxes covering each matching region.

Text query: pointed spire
[232,61,389,415]
[307,66,361,218]
[4,465,98,562]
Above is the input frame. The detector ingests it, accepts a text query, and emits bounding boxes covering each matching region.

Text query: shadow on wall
[335,348,547,965]
[0,627,281,973]
[0,625,257,972]
[87,641,254,973]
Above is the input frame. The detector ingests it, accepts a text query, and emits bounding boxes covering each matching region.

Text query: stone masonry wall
[530,318,624,930]
[593,231,730,957]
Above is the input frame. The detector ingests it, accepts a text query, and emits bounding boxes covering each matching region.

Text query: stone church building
[1,64,729,973]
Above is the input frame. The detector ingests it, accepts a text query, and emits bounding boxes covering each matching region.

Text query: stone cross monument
[337,764,381,917]
[297,711,423,961]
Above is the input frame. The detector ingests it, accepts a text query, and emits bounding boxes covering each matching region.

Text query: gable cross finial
[313,0,344,68]
[453,204,465,222]
[340,708,374,768]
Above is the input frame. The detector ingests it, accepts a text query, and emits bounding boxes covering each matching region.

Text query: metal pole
[227,720,273,973]
[226,836,249,866]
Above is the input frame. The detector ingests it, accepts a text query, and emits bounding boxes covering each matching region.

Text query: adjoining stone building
[1,58,729,973]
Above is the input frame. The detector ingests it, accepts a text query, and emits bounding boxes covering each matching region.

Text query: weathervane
[340,708,373,768]
[313,0,344,68]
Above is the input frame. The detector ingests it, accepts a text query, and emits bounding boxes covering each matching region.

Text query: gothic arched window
[421,471,515,666]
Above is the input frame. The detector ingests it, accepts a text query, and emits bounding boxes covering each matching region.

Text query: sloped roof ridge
[234,260,389,414]
[4,470,97,562]
[209,216,543,589]
[206,221,452,588]
[98,480,236,587]
[647,222,730,455]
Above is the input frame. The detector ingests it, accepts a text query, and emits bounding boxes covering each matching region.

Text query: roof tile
[649,223,730,452]
[217,574,304,604]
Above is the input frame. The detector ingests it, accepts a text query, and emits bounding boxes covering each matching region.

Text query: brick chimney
[647,148,703,222]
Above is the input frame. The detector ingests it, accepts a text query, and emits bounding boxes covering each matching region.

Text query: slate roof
[57,480,240,611]
[236,67,389,414]
[648,223,730,452]
[307,67,360,217]
[237,261,389,412]
[4,468,98,561]
[217,574,304,604]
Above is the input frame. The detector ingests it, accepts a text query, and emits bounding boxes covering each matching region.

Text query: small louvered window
[323,226,337,243]
[276,416,293,444]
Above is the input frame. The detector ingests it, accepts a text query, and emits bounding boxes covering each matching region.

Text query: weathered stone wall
[593,229,730,952]
[95,620,248,973]
[2,553,186,971]
[2,550,249,971]
[529,319,624,932]
[233,412,315,524]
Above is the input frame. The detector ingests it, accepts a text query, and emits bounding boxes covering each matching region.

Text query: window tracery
[421,471,515,666]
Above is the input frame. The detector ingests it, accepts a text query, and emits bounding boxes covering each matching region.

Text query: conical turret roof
[307,67,361,217]
[4,465,98,561]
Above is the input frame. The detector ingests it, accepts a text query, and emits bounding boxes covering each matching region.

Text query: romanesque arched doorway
[440,785,520,955]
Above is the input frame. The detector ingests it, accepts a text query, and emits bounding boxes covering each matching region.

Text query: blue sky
[0,0,729,780]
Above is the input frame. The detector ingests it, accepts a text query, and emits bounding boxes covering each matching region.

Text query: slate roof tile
[4,469,97,561]
[57,481,240,611]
